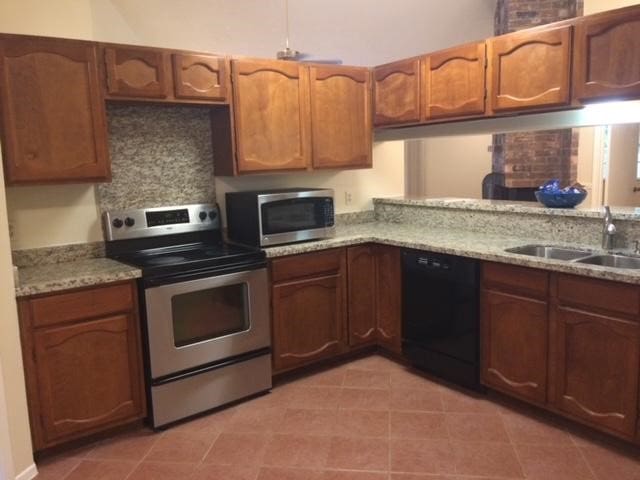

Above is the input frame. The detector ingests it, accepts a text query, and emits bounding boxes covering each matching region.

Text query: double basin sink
[505,245,640,270]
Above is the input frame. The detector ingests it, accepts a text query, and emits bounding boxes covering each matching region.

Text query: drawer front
[30,282,135,328]
[482,262,549,299]
[271,248,344,283]
[555,274,640,319]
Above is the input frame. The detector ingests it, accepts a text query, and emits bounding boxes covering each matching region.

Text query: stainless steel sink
[574,254,640,269]
[505,245,593,261]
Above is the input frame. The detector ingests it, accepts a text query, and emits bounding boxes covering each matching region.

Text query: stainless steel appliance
[402,249,482,392]
[226,188,335,247]
[104,203,271,428]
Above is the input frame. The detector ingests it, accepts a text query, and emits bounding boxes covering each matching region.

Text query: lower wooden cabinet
[347,245,377,347]
[18,281,146,451]
[481,262,640,441]
[481,289,548,405]
[271,249,348,373]
[374,245,402,353]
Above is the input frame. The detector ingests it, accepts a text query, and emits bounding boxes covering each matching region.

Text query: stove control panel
[103,203,220,241]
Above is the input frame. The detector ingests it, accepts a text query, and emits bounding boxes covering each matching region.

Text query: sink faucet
[602,205,617,250]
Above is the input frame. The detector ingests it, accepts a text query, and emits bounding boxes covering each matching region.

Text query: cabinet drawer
[555,274,640,319]
[482,262,548,298]
[271,248,344,283]
[30,282,135,328]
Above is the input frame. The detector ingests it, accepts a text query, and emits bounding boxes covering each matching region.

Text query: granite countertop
[15,258,142,297]
[264,222,640,285]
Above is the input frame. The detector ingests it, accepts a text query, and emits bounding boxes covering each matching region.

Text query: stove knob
[124,217,135,227]
[199,211,207,221]
[208,210,218,220]
[112,218,124,228]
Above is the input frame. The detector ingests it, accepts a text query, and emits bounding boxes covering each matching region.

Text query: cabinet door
[574,7,640,102]
[32,313,145,446]
[173,53,228,101]
[374,58,421,126]
[552,307,639,437]
[488,26,572,112]
[347,245,377,347]
[425,42,486,119]
[232,59,311,173]
[104,47,169,98]
[481,290,548,405]
[309,65,372,169]
[0,35,109,184]
[375,246,402,353]
[272,274,346,372]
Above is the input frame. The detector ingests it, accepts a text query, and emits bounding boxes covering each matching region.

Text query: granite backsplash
[98,104,216,212]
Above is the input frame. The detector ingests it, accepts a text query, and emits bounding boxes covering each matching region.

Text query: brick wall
[492,0,583,189]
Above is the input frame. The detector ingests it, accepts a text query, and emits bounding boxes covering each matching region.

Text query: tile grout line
[501,409,527,480]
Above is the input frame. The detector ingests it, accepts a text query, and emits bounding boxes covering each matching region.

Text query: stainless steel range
[103,203,271,428]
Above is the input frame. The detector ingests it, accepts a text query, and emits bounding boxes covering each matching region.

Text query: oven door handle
[143,261,266,288]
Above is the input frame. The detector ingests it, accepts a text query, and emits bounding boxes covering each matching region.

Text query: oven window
[262,199,320,234]
[171,283,249,347]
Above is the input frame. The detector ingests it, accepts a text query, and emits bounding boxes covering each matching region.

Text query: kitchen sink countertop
[15,258,142,297]
[264,222,640,285]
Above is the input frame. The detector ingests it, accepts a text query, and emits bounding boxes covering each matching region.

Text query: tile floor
[35,354,640,479]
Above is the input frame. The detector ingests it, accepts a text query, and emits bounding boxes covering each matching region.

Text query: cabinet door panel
[553,307,639,436]
[374,58,421,125]
[0,36,109,184]
[272,274,346,371]
[481,290,548,404]
[33,314,144,444]
[104,47,169,98]
[375,246,402,353]
[574,8,640,102]
[310,65,372,169]
[425,42,486,119]
[489,26,571,112]
[173,53,228,101]
[232,59,311,173]
[347,245,377,346]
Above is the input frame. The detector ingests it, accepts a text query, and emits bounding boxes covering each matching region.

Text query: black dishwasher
[402,249,482,391]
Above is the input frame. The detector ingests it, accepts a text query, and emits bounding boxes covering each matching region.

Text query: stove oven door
[144,267,269,379]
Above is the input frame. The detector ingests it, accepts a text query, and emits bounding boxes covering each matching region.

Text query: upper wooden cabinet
[231,59,311,173]
[102,45,230,104]
[0,35,110,185]
[424,42,486,120]
[573,6,640,102]
[309,65,372,169]
[18,281,145,451]
[373,58,421,126]
[488,26,572,113]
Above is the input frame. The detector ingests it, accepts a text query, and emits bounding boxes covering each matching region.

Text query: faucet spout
[602,205,617,250]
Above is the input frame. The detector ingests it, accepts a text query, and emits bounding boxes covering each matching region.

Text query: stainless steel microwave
[226,188,335,247]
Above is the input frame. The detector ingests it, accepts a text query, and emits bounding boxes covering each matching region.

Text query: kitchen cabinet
[488,25,572,112]
[480,263,550,405]
[347,245,377,347]
[374,245,402,353]
[0,34,110,185]
[230,58,311,174]
[423,42,486,120]
[550,274,640,438]
[271,249,348,373]
[103,45,230,103]
[309,65,372,169]
[573,6,640,102]
[18,281,146,451]
[373,58,421,126]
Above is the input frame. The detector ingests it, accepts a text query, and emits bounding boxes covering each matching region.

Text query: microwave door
[259,197,335,246]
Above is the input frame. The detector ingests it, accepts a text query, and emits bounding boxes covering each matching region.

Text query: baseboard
[14,464,37,480]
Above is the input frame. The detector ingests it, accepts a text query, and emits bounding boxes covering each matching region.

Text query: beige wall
[605,124,640,207]
[0,150,33,478]
[584,0,640,14]
[421,135,493,198]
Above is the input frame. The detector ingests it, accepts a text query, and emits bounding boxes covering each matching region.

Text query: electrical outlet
[344,191,353,205]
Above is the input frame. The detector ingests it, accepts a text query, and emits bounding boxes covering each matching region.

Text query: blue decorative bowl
[535,190,588,208]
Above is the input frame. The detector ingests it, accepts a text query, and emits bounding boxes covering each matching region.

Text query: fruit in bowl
[535,179,588,208]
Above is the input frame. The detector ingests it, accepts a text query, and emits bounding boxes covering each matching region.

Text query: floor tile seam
[57,456,84,480]
[197,430,222,466]
[121,432,163,480]
[574,442,603,480]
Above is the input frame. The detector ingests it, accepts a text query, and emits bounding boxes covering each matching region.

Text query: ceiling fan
[276,0,342,64]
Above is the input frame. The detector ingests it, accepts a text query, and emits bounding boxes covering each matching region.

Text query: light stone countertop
[264,222,640,285]
[15,258,141,297]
